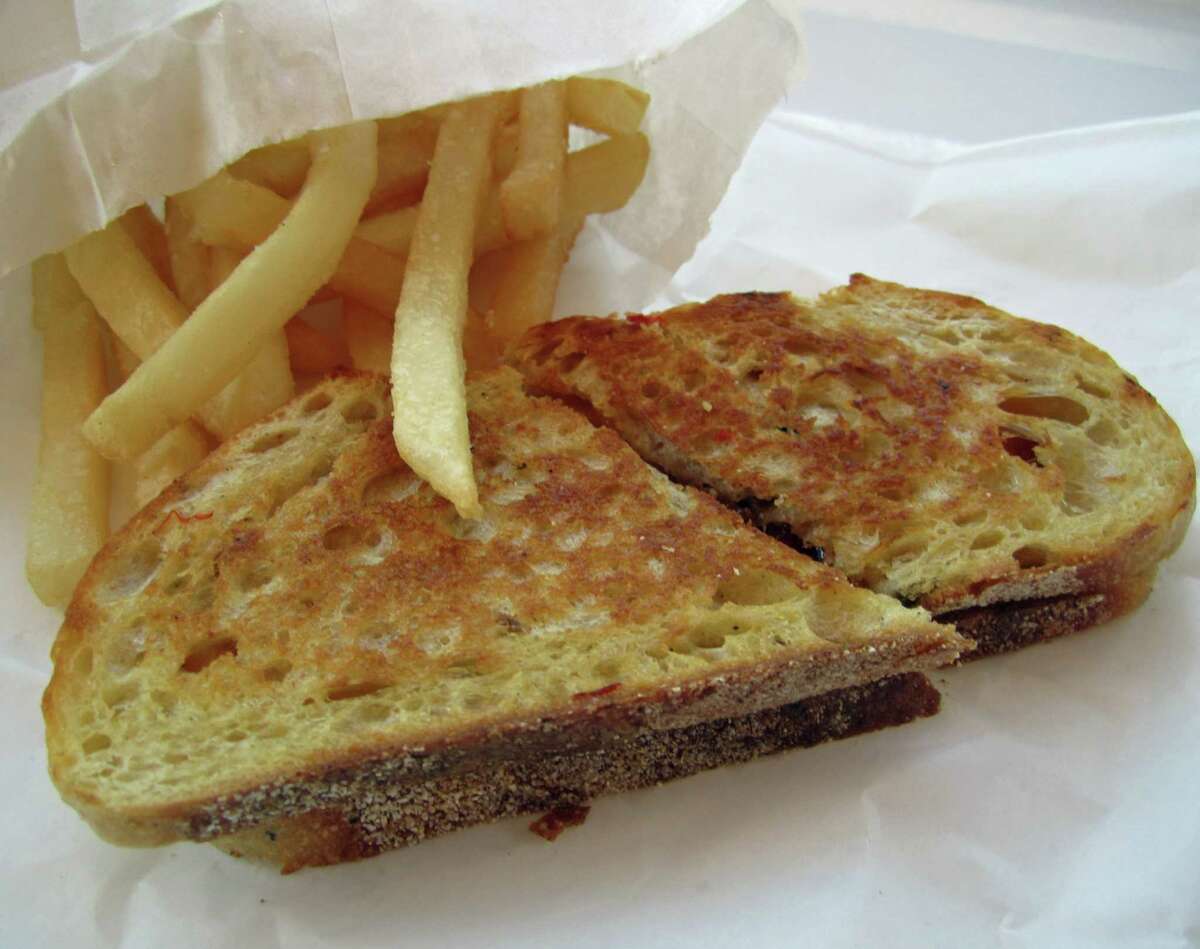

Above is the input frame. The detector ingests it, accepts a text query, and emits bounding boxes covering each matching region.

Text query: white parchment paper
[0,0,801,280]
[2,3,1198,947]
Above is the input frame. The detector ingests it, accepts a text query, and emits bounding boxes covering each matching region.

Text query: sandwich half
[511,275,1196,656]
[44,368,965,870]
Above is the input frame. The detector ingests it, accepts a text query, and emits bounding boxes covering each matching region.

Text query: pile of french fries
[25,77,651,607]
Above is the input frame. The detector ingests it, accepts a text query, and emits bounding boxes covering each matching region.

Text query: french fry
[65,223,279,439]
[563,132,650,218]
[355,133,645,262]
[344,302,392,375]
[365,126,439,214]
[391,95,504,518]
[357,188,506,260]
[228,141,310,197]
[285,318,351,375]
[500,82,567,241]
[566,77,650,135]
[26,255,109,606]
[177,172,404,316]
[110,337,211,509]
[205,245,297,432]
[83,122,378,462]
[462,305,505,372]
[483,133,649,345]
[492,121,519,181]
[65,222,188,358]
[484,222,582,345]
[231,125,436,213]
[164,197,211,311]
[118,205,174,291]
[133,424,211,509]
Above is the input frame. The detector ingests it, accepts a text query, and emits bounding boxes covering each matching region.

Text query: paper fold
[0,0,800,283]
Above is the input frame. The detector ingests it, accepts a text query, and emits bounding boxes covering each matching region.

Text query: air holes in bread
[250,428,298,454]
[1062,482,1095,515]
[688,618,732,650]
[530,339,561,365]
[73,647,94,677]
[999,395,1089,426]
[104,539,163,600]
[181,638,238,673]
[1001,431,1042,466]
[1087,419,1120,446]
[261,661,292,683]
[327,681,388,702]
[1012,545,1049,569]
[363,469,420,505]
[238,564,274,592]
[340,399,379,423]
[971,529,1004,550]
[323,523,382,551]
[802,588,857,644]
[102,682,138,709]
[107,628,145,676]
[953,509,986,526]
[1076,377,1111,399]
[714,570,800,606]
[558,351,585,374]
[82,734,112,755]
[302,391,333,415]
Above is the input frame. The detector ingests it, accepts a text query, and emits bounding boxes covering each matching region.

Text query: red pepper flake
[572,682,621,701]
[529,803,591,841]
[155,509,214,532]
[713,428,735,443]
[626,314,661,326]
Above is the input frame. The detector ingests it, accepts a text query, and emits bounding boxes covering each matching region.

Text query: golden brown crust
[213,672,942,872]
[511,276,1195,618]
[44,369,964,849]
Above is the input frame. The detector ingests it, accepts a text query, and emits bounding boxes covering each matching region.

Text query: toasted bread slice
[44,369,965,855]
[215,673,940,872]
[511,276,1195,648]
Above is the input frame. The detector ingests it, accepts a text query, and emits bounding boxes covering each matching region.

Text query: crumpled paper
[0,0,802,282]
[3,3,1199,948]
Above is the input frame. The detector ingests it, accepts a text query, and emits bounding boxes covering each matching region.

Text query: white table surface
[2,2,1198,946]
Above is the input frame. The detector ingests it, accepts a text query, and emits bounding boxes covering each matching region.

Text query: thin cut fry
[462,305,505,372]
[110,337,211,509]
[228,141,310,197]
[365,127,439,214]
[391,95,504,518]
[26,255,109,606]
[500,82,567,241]
[232,126,436,211]
[65,223,281,439]
[356,188,505,261]
[285,318,351,375]
[355,134,645,261]
[83,122,378,461]
[206,245,297,432]
[492,121,519,181]
[563,132,650,218]
[164,197,211,311]
[483,133,649,345]
[484,221,583,345]
[133,424,211,508]
[566,77,650,135]
[344,302,392,375]
[118,205,174,291]
[177,172,404,316]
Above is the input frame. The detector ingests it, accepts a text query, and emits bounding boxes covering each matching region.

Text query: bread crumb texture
[513,276,1195,610]
[44,368,957,844]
